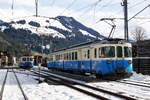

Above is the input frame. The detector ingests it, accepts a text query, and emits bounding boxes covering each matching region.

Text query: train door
[115,46,125,72]
[77,49,82,70]
[104,46,116,74]
[81,47,91,72]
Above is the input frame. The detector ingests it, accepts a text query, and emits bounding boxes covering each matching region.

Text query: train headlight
[128,60,132,64]
[107,60,111,64]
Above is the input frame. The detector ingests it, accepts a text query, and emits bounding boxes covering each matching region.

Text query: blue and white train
[47,39,133,78]
[19,56,34,68]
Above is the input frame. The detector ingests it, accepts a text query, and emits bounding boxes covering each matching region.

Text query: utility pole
[35,0,38,17]
[35,0,41,83]
[122,0,128,41]
[11,0,14,17]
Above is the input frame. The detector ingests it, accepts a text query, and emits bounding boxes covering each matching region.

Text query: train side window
[61,54,63,60]
[101,47,106,58]
[94,48,97,58]
[84,51,87,58]
[69,53,71,60]
[67,53,69,60]
[56,55,57,60]
[30,58,33,61]
[60,54,62,60]
[87,50,90,59]
[22,58,26,61]
[27,58,30,61]
[117,46,123,57]
[72,52,74,60]
[65,53,67,60]
[101,47,105,58]
[75,52,77,60]
[63,54,65,60]
[64,53,66,60]
[124,47,132,57]
[99,47,105,58]
[99,48,101,58]
[58,55,60,60]
[56,55,59,60]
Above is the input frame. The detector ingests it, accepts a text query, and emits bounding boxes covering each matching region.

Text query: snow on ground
[15,70,98,100]
[129,72,150,82]
[0,69,150,100]
[0,69,97,100]
[87,72,150,100]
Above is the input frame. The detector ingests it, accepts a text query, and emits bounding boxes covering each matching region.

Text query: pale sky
[0,0,150,39]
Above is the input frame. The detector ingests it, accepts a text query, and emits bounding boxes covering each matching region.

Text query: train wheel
[96,74,102,79]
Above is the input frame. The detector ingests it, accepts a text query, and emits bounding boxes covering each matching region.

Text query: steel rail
[123,79,150,85]
[0,69,9,100]
[116,80,150,88]
[12,69,28,100]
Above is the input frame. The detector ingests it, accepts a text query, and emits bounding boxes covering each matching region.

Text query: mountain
[0,31,31,57]
[0,16,106,54]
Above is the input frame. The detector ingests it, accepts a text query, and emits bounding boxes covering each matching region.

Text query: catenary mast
[122,0,129,41]
[35,0,38,17]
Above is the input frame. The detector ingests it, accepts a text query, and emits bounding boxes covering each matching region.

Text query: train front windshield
[105,46,115,57]
[102,45,132,58]
[117,46,132,58]
[124,47,132,57]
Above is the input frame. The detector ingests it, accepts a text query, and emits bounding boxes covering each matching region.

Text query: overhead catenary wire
[91,0,123,27]
[93,0,102,22]
[128,4,150,21]
[128,0,148,9]
[58,0,77,15]
[50,0,55,7]
[77,0,103,18]
[97,0,114,10]
[11,0,14,17]
[75,0,102,12]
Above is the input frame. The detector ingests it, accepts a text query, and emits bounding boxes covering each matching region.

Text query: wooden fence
[133,57,150,75]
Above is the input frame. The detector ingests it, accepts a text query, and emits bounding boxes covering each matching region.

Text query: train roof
[52,38,130,53]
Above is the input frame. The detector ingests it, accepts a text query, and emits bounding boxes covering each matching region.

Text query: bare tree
[131,26,147,41]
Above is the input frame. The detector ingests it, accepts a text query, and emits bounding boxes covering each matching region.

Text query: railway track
[31,69,137,100]
[116,79,150,88]
[12,69,28,100]
[0,69,28,100]
[0,69,8,100]
[44,69,150,89]
[122,79,150,86]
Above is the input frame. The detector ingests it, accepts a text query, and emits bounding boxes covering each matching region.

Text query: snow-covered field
[0,69,150,100]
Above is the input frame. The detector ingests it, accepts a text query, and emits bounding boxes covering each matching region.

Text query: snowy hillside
[0,16,105,39]
[0,16,106,53]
